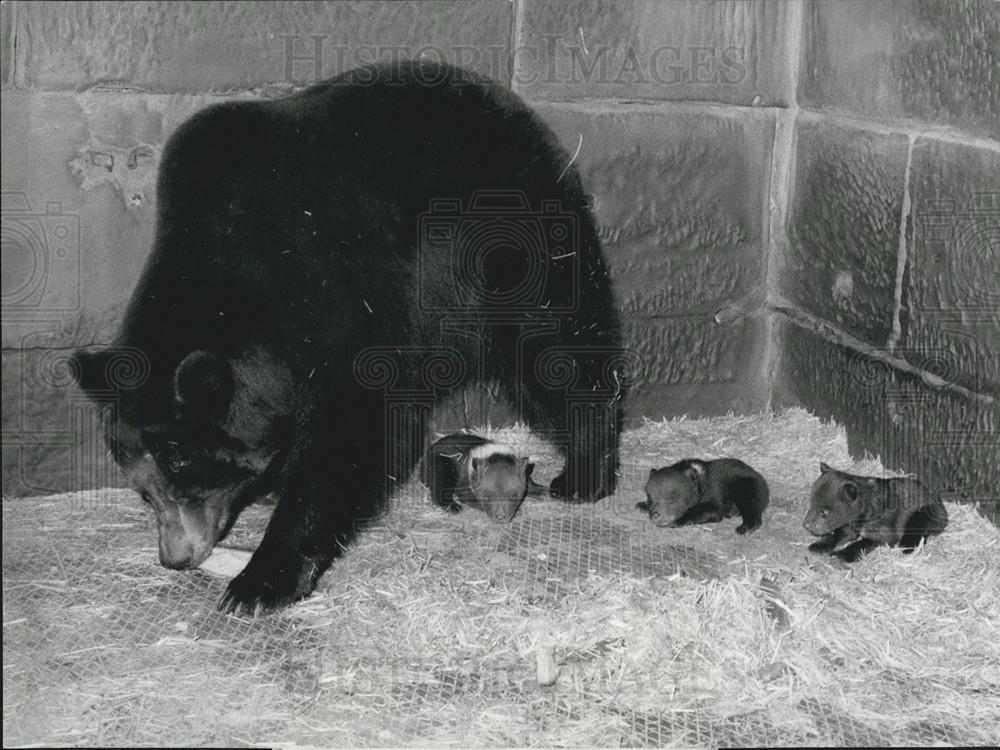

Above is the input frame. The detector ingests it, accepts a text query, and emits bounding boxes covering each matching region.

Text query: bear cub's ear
[819,462,833,474]
[173,350,233,421]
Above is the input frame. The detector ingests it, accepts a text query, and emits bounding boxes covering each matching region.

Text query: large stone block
[527,103,774,421]
[773,318,1000,522]
[516,0,792,106]
[623,315,770,422]
[902,138,1000,396]
[800,0,1000,139]
[1,90,241,349]
[780,117,908,347]
[3,91,144,347]
[1,0,13,89]
[2,347,121,496]
[13,1,513,92]
[534,103,774,319]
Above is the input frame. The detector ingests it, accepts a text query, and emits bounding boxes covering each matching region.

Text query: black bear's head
[71,345,294,570]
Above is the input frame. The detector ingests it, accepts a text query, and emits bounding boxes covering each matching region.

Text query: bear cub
[804,462,947,562]
[421,433,546,523]
[638,458,769,535]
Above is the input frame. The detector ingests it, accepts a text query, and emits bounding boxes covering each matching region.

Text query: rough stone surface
[1,0,13,89]
[1,91,239,349]
[535,104,774,319]
[800,0,1000,139]
[773,319,1000,521]
[2,348,121,496]
[624,316,769,420]
[902,138,1000,397]
[516,0,792,106]
[530,103,775,420]
[781,117,908,347]
[12,1,513,92]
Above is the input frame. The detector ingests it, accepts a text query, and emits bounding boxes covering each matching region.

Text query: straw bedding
[4,408,998,747]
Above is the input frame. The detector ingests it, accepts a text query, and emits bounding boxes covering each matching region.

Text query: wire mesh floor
[4,412,998,747]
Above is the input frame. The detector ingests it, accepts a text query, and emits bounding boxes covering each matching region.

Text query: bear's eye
[820,509,830,517]
[167,455,191,473]
[162,446,193,474]
[139,490,153,505]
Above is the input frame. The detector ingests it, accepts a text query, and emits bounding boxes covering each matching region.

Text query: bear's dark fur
[420,432,546,523]
[71,61,625,615]
[804,462,948,562]
[638,458,769,535]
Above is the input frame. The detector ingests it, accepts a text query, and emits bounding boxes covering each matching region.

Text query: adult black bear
[71,61,626,615]
[804,463,948,562]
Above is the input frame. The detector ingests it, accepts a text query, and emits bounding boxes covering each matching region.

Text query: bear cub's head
[467,455,533,523]
[639,461,705,527]
[803,462,870,536]
[71,346,293,570]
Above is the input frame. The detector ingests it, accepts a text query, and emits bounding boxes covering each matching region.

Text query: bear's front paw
[218,549,317,617]
[807,540,830,554]
[735,519,762,536]
[807,534,839,554]
[833,542,871,563]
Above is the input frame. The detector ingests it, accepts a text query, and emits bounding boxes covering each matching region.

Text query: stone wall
[2,1,997,514]
[770,0,999,520]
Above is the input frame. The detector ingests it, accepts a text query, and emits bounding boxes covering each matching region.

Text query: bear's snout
[157,522,216,569]
[154,500,223,569]
[648,506,675,527]
[485,499,522,523]
[159,538,195,569]
[158,535,213,569]
[803,513,825,536]
[159,545,196,569]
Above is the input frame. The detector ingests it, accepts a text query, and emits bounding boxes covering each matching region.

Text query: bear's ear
[71,349,113,397]
[820,462,833,474]
[173,350,233,421]
[470,456,484,478]
[524,460,535,479]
